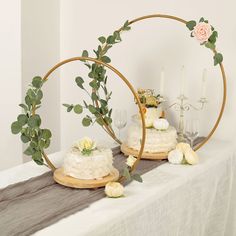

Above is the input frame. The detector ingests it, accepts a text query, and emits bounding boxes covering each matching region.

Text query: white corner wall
[0,1,22,170]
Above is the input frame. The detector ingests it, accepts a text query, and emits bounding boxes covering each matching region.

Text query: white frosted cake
[126,124,177,153]
[63,147,114,180]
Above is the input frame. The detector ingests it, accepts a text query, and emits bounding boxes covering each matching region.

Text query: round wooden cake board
[121,143,168,160]
[53,168,119,189]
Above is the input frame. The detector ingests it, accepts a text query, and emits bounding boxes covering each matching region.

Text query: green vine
[186,17,223,65]
[11,77,54,169]
[63,20,131,143]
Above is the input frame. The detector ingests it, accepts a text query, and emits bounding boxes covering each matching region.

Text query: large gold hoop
[41,57,146,173]
[117,14,227,151]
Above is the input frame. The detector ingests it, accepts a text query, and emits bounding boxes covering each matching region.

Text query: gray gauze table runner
[0,147,166,236]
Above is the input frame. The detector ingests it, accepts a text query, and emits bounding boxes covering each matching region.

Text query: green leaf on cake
[186,20,196,31]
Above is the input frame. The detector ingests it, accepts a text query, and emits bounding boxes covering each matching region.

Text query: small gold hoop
[41,57,146,174]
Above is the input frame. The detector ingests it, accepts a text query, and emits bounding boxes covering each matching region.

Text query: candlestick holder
[167,95,207,142]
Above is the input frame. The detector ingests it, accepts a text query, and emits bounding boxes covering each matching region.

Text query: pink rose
[193,22,212,43]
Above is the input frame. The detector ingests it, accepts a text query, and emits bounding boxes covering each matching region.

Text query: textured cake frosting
[63,147,114,180]
[126,124,177,153]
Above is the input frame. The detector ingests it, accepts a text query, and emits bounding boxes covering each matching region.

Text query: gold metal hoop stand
[119,14,227,152]
[40,57,146,175]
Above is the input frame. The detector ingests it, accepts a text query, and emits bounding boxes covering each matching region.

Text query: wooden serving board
[53,168,119,189]
[121,143,168,160]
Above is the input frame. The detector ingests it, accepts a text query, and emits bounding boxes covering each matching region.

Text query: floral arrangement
[186,17,223,66]
[73,137,96,156]
[137,88,161,108]
[168,142,199,165]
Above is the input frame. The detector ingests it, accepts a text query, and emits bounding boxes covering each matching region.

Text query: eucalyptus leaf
[32,76,43,88]
[19,103,28,113]
[11,121,22,134]
[24,146,36,156]
[82,50,88,58]
[132,174,143,183]
[74,104,83,114]
[32,151,44,165]
[98,36,106,44]
[17,114,28,126]
[214,53,223,66]
[101,56,111,63]
[21,134,30,143]
[75,76,84,89]
[82,117,91,127]
[42,129,52,139]
[205,42,215,49]
[123,167,131,181]
[88,105,97,114]
[28,115,41,128]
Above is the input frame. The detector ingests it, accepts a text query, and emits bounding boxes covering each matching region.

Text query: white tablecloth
[0,139,236,236]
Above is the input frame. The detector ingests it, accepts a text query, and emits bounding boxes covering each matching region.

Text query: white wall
[21,0,61,161]
[0,1,22,170]
[60,0,236,149]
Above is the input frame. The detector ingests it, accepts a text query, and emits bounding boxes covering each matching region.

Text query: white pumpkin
[153,118,169,131]
[185,149,199,165]
[168,149,183,164]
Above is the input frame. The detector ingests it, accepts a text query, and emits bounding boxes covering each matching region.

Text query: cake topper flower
[74,137,96,155]
[186,17,223,66]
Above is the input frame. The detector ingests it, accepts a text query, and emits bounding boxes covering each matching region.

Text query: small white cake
[126,124,177,153]
[63,147,114,180]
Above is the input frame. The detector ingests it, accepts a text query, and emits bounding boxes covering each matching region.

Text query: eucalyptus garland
[11,20,131,169]
[63,20,131,144]
[11,76,55,169]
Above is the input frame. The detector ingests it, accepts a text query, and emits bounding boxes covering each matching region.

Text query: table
[1,139,236,236]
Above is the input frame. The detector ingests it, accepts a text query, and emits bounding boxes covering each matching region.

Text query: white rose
[75,137,96,152]
[168,149,184,164]
[185,149,199,165]
[153,118,169,131]
[176,142,191,154]
[105,182,124,198]
[126,155,137,167]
